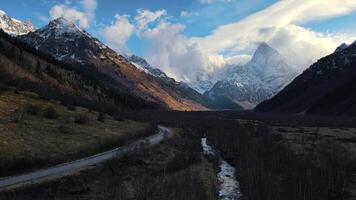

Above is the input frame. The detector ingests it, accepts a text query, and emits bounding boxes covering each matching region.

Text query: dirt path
[0,126,173,190]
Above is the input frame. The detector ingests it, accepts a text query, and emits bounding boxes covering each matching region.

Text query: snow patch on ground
[201,138,241,200]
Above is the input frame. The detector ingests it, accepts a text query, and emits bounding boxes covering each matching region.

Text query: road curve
[0,125,173,190]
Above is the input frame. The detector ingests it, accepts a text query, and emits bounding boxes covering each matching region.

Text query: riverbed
[201,138,241,200]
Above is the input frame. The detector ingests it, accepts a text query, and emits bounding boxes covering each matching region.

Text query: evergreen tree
[36,60,41,74]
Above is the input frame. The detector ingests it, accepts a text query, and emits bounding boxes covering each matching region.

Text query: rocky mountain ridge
[20,17,212,110]
[205,42,298,109]
[256,41,356,115]
[0,10,35,35]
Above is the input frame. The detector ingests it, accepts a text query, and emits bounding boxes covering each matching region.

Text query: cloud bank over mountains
[45,0,356,89]
[194,0,356,69]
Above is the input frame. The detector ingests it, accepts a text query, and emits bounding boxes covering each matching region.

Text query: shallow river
[201,138,241,200]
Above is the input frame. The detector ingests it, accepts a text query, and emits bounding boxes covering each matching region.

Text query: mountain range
[0,13,307,112]
[0,10,35,35]
[2,10,353,115]
[256,41,356,115]
[205,42,299,109]
[17,17,215,111]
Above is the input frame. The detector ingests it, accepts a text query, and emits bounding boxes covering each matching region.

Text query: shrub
[75,114,89,125]
[58,124,71,134]
[166,151,202,173]
[97,112,106,122]
[114,114,125,122]
[0,83,8,91]
[25,105,42,115]
[11,109,24,123]
[67,104,76,111]
[36,60,41,74]
[43,107,60,119]
[64,117,72,124]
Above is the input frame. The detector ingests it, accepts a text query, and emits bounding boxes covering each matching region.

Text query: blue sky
[0,0,278,54]
[0,0,356,84]
[0,0,355,54]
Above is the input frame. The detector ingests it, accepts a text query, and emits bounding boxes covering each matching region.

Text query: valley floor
[271,124,356,199]
[1,106,356,200]
[0,90,152,177]
[0,129,217,200]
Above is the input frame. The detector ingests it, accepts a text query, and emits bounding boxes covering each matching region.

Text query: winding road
[0,125,173,190]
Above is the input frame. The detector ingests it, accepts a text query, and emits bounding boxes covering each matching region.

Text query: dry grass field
[0,90,150,177]
[0,129,217,200]
[271,125,356,199]
[272,125,356,157]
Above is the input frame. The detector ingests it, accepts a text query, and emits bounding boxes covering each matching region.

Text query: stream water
[201,138,241,200]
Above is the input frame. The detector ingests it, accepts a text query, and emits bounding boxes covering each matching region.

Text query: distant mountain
[20,18,114,65]
[334,43,349,53]
[0,10,35,35]
[205,42,298,109]
[20,18,212,110]
[256,42,356,115]
[125,54,218,109]
[188,72,216,94]
[126,54,173,81]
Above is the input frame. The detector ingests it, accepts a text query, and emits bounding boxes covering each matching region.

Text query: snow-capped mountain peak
[49,18,83,34]
[20,19,213,111]
[249,42,287,69]
[256,39,356,114]
[254,42,278,57]
[37,17,89,40]
[0,10,6,16]
[205,42,299,109]
[0,9,35,35]
[48,17,80,31]
[20,17,113,63]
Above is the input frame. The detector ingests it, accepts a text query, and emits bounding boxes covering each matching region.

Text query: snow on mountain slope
[20,18,212,111]
[188,72,216,94]
[126,54,173,80]
[0,10,35,35]
[206,42,299,109]
[256,41,356,114]
[20,17,113,65]
[125,54,218,108]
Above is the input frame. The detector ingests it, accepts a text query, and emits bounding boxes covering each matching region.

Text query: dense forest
[0,29,160,113]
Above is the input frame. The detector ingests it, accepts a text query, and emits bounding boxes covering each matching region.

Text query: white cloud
[134,9,167,30]
[180,10,199,17]
[101,9,227,87]
[140,20,227,86]
[49,0,97,29]
[199,0,234,5]
[81,0,97,12]
[103,15,134,53]
[101,1,356,91]
[101,9,167,54]
[255,25,354,68]
[225,54,251,66]
[193,0,356,68]
[180,11,190,17]
[50,5,90,28]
